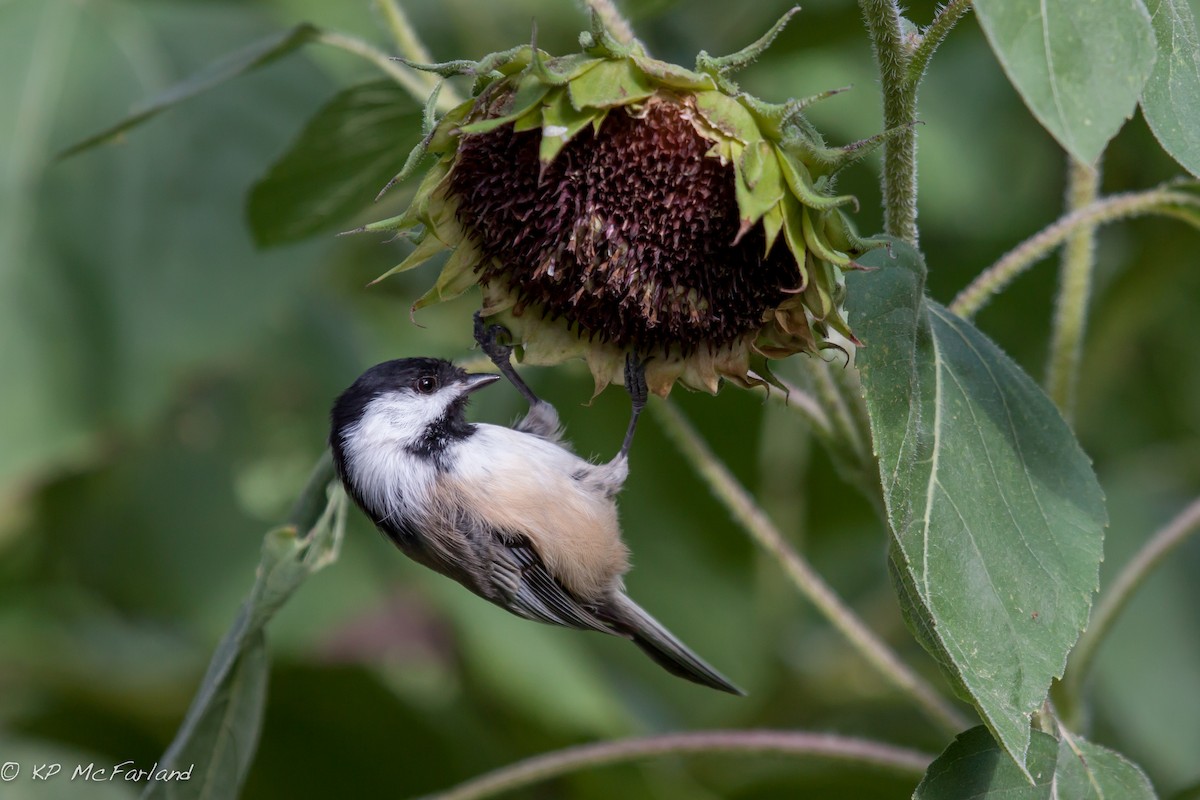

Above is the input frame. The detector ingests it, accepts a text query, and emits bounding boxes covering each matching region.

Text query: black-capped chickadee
[328,316,742,694]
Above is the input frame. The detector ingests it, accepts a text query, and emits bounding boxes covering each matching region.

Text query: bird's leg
[473,311,560,438]
[590,353,648,498]
[474,311,539,404]
[617,352,648,461]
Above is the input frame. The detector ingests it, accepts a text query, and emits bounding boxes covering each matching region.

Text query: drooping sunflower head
[365,10,889,395]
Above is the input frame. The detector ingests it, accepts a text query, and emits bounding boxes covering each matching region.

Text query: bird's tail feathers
[608,594,745,696]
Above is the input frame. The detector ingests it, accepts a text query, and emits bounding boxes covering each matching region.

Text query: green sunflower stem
[859,0,919,245]
[949,186,1200,319]
[653,400,969,735]
[775,366,886,519]
[373,0,463,106]
[907,0,973,85]
[1046,157,1101,421]
[1057,496,1200,728]
[582,0,638,48]
[421,730,933,800]
[313,30,438,108]
[859,0,972,245]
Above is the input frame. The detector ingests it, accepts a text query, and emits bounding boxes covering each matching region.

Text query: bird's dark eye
[415,375,439,394]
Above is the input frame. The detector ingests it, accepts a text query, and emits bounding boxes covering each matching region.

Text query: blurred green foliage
[2,0,1198,798]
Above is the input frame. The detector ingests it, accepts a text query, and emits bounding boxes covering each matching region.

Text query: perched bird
[327,315,742,694]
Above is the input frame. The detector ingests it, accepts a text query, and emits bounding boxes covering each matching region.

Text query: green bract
[364,11,890,394]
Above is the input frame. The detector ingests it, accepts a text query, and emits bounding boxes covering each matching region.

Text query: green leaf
[777,150,857,211]
[1055,733,1158,799]
[915,726,1057,798]
[693,90,765,144]
[246,81,421,247]
[539,90,597,163]
[58,24,320,160]
[411,239,482,311]
[141,633,269,800]
[734,141,785,233]
[142,458,344,798]
[1141,0,1200,177]
[567,58,656,110]
[631,55,716,90]
[914,726,1157,799]
[849,241,1106,773]
[973,0,1156,164]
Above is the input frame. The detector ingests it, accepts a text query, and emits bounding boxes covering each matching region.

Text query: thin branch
[581,0,637,47]
[373,0,462,105]
[907,0,973,85]
[1065,497,1200,697]
[859,0,919,244]
[653,401,969,734]
[949,187,1200,318]
[771,372,885,519]
[810,360,870,466]
[771,377,834,438]
[313,30,449,109]
[422,730,933,800]
[1045,158,1101,420]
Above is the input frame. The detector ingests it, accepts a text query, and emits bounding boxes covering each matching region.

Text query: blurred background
[2,0,1198,797]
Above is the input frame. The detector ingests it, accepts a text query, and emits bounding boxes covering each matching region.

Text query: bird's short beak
[461,372,501,395]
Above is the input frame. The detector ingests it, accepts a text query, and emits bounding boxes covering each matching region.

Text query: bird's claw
[473,310,515,367]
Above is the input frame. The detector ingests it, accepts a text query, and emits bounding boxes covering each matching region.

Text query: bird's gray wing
[490,536,615,634]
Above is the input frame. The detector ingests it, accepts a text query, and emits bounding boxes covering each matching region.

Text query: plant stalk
[653,401,969,734]
[1060,496,1200,724]
[907,0,973,85]
[582,0,637,46]
[313,30,451,109]
[373,0,462,105]
[859,0,919,244]
[949,187,1200,318]
[423,730,933,800]
[1045,158,1101,420]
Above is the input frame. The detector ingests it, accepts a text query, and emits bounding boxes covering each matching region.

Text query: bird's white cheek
[360,392,453,443]
[341,396,448,519]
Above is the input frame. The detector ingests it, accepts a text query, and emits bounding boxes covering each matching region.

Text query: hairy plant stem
[907,0,973,85]
[313,30,454,111]
[772,378,833,439]
[374,0,462,104]
[582,0,637,46]
[653,401,969,734]
[859,0,974,244]
[423,730,933,800]
[1058,497,1200,726]
[811,360,871,471]
[775,365,885,519]
[859,0,918,244]
[950,187,1200,318]
[1045,158,1101,421]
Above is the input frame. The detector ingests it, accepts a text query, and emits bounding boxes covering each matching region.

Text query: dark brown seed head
[447,98,800,354]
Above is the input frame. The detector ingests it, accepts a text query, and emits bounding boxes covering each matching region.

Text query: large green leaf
[974,0,1157,164]
[914,726,1156,799]
[57,23,320,160]
[848,241,1106,773]
[246,81,421,247]
[1141,0,1200,177]
[142,457,344,799]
